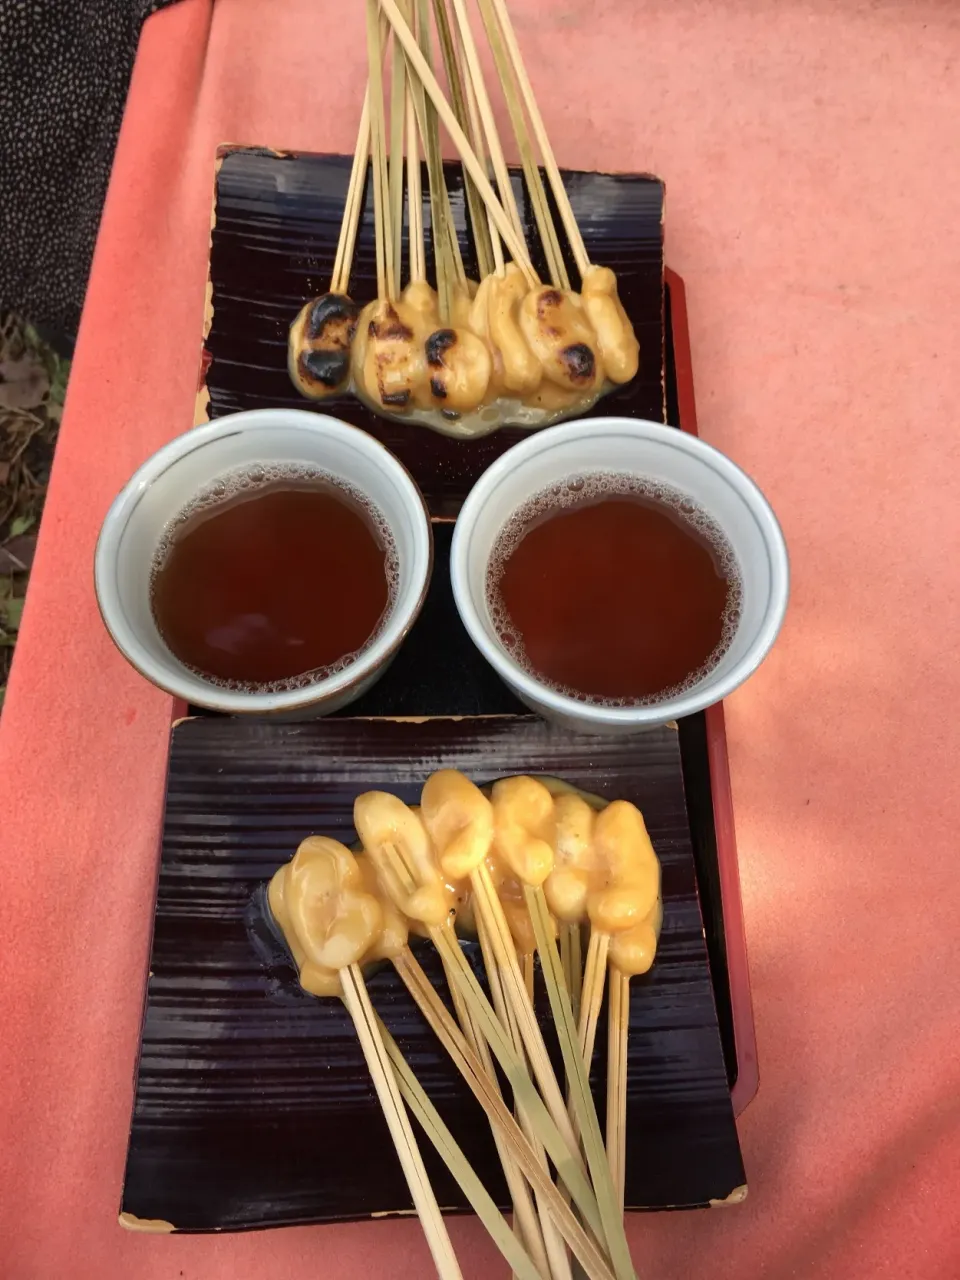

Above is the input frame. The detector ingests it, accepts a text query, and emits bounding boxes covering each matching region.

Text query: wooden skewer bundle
[288,0,640,439]
[267,770,663,1280]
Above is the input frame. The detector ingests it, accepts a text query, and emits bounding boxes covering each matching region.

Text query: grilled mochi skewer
[422,770,638,1280]
[267,769,664,1280]
[287,84,371,400]
[267,835,463,1280]
[268,832,550,1280]
[352,785,620,1280]
[287,0,641,432]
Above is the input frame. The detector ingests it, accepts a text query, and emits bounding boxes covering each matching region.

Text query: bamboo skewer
[437,950,552,1280]
[482,0,590,278]
[379,0,537,283]
[521,952,535,1003]
[340,963,463,1280]
[430,924,601,1237]
[477,922,573,1280]
[428,3,469,287]
[365,0,394,300]
[408,0,458,317]
[578,929,611,1067]
[432,0,494,279]
[406,78,426,282]
[370,838,600,1239]
[473,0,568,289]
[468,864,579,1156]
[330,89,372,296]
[462,65,506,276]
[605,967,630,1211]
[453,12,504,274]
[445,0,526,250]
[378,1020,544,1280]
[393,949,617,1280]
[524,887,637,1280]
[413,0,465,293]
[354,827,544,1273]
[559,923,583,1022]
[389,16,408,293]
[460,864,638,1276]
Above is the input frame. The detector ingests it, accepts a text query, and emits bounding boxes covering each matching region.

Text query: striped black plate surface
[122,716,745,1230]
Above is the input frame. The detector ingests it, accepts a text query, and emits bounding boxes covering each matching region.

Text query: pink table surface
[2,1,959,1276]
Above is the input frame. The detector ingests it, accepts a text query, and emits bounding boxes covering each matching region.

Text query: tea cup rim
[450,416,789,727]
[94,409,433,714]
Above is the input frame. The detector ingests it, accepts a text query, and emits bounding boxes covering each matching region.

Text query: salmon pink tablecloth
[2,2,959,1277]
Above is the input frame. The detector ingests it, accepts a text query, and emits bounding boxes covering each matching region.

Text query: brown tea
[150,465,395,690]
[486,474,740,704]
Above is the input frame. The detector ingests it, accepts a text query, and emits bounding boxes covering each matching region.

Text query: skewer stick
[432,0,494,278]
[379,0,537,283]
[459,1010,553,1280]
[477,923,573,1280]
[340,964,462,1280]
[524,888,637,1280]
[464,872,637,1275]
[445,0,526,249]
[368,839,601,1239]
[474,0,568,289]
[461,61,506,275]
[330,90,371,296]
[521,952,535,1003]
[605,967,630,1211]
[406,81,426,282]
[477,948,540,1280]
[578,929,611,1067]
[392,949,617,1280]
[558,923,582,1022]
[409,0,458,317]
[430,925,600,1238]
[468,865,579,1156]
[413,0,465,291]
[378,1020,544,1280]
[437,950,552,1280]
[365,0,394,299]
[389,13,408,292]
[371,842,600,1240]
[483,0,590,277]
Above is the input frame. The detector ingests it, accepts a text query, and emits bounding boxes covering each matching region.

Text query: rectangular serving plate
[122,716,745,1230]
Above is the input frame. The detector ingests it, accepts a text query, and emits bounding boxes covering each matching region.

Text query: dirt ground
[0,314,69,713]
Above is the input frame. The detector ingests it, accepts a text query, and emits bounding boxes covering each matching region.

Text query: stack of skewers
[268,769,661,1280]
[288,0,641,439]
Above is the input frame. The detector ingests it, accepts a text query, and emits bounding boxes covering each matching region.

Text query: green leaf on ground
[1,595,24,630]
[9,514,35,537]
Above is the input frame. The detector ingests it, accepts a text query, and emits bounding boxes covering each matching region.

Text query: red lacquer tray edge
[666,265,759,1115]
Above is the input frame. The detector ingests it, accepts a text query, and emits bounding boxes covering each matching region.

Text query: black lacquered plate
[122,717,745,1230]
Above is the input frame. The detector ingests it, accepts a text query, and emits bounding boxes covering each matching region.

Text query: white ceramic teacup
[451,417,789,733]
[95,409,433,715]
